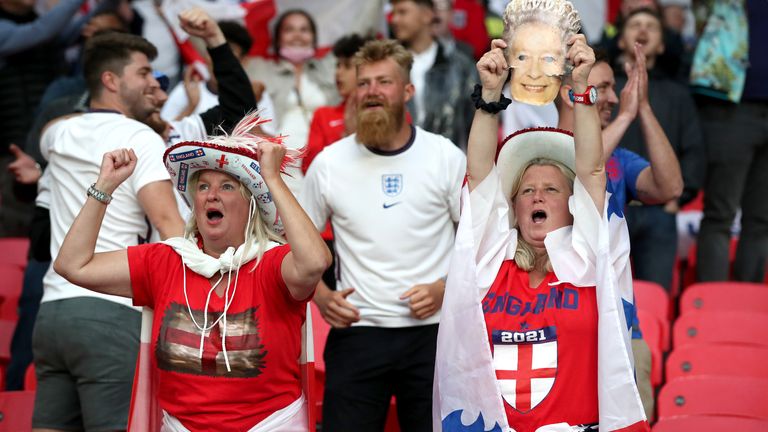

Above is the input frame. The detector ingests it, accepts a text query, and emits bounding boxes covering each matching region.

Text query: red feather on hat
[206,112,302,173]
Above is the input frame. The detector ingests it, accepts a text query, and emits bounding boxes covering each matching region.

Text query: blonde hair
[509,157,575,272]
[185,171,286,270]
[502,0,581,58]
[354,39,414,82]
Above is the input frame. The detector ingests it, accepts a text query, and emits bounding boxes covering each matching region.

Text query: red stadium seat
[679,282,768,315]
[653,415,768,432]
[0,321,16,363]
[637,310,662,353]
[657,376,768,420]
[0,391,34,431]
[634,280,671,350]
[24,364,35,391]
[0,265,23,322]
[666,344,768,382]
[310,302,329,378]
[636,310,663,387]
[634,280,671,320]
[309,302,329,423]
[0,238,28,269]
[672,311,768,349]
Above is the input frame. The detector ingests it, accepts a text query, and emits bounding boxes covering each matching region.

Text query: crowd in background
[0,0,766,430]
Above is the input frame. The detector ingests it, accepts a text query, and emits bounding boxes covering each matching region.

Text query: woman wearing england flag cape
[53,113,331,431]
[432,1,649,430]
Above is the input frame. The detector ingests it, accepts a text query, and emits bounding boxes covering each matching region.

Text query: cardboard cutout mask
[508,22,567,106]
[502,0,581,106]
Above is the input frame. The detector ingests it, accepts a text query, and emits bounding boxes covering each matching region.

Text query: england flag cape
[433,167,649,432]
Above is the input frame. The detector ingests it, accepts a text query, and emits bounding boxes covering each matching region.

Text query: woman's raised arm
[467,39,510,191]
[259,142,331,301]
[568,35,606,211]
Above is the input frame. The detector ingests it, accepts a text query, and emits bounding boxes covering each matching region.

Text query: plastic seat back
[636,310,662,387]
[666,344,768,382]
[657,376,768,420]
[673,310,768,349]
[24,364,35,391]
[653,415,768,432]
[634,279,671,320]
[0,390,34,431]
[680,282,768,315]
[634,279,671,350]
[0,264,23,322]
[0,238,29,269]
[309,302,330,424]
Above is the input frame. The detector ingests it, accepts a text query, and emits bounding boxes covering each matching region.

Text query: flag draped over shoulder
[597,188,649,432]
[433,183,509,432]
[128,309,162,432]
[433,168,649,432]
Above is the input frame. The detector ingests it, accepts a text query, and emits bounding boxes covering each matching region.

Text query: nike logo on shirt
[382,202,401,209]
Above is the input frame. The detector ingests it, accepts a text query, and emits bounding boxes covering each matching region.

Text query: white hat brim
[497,127,576,225]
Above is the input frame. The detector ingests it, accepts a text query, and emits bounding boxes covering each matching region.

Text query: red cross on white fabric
[495,344,557,411]
[217,154,229,168]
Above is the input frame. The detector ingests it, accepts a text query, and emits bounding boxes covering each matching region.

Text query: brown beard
[355,99,404,149]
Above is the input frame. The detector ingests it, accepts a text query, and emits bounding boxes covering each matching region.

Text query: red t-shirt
[303,103,346,176]
[482,260,599,432]
[128,243,306,432]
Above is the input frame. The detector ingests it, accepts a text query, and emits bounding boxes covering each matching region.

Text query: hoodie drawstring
[180,195,259,373]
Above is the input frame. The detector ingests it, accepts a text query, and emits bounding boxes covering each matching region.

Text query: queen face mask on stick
[502,0,581,105]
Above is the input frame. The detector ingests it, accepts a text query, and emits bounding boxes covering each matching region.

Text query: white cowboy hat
[496,127,576,226]
[163,114,296,236]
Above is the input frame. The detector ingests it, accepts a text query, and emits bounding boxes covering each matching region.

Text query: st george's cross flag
[433,168,649,432]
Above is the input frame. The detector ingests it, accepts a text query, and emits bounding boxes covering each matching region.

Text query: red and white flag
[433,169,649,431]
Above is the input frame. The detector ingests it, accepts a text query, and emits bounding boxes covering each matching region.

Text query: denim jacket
[408,42,477,151]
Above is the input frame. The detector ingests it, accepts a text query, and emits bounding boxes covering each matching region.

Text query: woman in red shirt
[53,114,331,431]
[433,19,648,432]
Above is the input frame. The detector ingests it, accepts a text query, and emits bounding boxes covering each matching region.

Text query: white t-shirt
[410,41,438,125]
[162,82,278,136]
[500,87,558,138]
[160,81,219,122]
[40,112,171,306]
[36,168,51,210]
[300,126,466,327]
